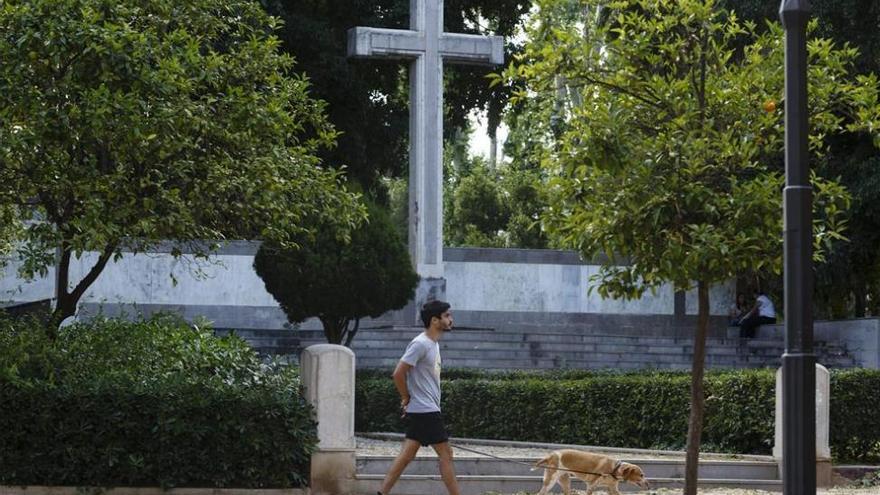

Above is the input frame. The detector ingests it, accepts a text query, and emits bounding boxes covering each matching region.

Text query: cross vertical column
[348,0,504,319]
[408,0,444,278]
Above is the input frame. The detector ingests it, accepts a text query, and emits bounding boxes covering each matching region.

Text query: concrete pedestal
[301,345,356,494]
[773,364,832,487]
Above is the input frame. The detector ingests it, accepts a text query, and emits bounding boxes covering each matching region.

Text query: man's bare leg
[431,441,461,495]
[379,439,421,495]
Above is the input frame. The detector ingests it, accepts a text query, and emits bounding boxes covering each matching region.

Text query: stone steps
[349,348,845,365]
[354,452,783,494]
[356,455,779,479]
[351,339,848,356]
[217,325,858,370]
[226,326,850,350]
[352,474,783,494]
[350,356,856,370]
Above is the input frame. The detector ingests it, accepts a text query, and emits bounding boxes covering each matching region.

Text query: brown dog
[533,449,649,495]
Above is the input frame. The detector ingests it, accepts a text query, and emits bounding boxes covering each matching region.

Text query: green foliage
[502,0,879,298]
[356,368,880,461]
[254,202,418,346]
[0,314,317,488]
[0,0,364,328]
[444,160,550,249]
[718,0,880,318]
[830,369,880,463]
[854,470,880,488]
[720,0,880,74]
[500,5,879,489]
[0,204,19,262]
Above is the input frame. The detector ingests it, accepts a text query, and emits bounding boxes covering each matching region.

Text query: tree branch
[572,74,667,110]
[56,242,71,300]
[67,241,118,305]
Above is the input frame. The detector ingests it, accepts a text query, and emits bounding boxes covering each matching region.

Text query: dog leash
[449,442,622,479]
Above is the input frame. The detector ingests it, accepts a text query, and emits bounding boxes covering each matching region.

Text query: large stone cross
[348,0,504,279]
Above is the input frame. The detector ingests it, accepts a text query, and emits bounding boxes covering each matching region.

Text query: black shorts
[405,411,449,446]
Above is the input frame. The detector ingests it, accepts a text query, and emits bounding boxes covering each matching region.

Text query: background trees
[504,0,879,492]
[717,0,880,317]
[0,0,363,333]
[443,156,549,249]
[260,0,531,188]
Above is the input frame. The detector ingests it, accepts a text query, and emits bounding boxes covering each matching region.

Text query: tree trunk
[320,317,341,344]
[48,241,117,338]
[320,316,355,346]
[854,280,866,318]
[452,126,467,174]
[488,131,497,171]
[487,92,503,171]
[684,280,710,495]
[343,317,360,347]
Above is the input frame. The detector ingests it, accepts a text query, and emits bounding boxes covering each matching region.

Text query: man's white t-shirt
[757,294,776,318]
[400,332,442,413]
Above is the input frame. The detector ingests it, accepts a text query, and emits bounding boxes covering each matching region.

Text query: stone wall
[4,244,734,330]
[749,319,880,369]
[0,259,54,305]
[444,247,734,316]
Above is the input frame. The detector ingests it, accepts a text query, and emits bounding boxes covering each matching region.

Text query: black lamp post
[780,0,816,493]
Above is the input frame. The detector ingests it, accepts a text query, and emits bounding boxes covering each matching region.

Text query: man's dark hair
[420,300,450,328]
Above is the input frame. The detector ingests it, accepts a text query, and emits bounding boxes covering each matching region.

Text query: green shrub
[0,314,317,488]
[254,200,418,346]
[356,368,880,462]
[831,369,880,462]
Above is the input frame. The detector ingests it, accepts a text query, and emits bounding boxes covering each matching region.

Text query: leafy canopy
[0,0,364,277]
[502,0,880,297]
[254,202,418,346]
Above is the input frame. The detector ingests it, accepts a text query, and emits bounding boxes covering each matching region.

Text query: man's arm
[392,360,413,414]
[741,301,760,321]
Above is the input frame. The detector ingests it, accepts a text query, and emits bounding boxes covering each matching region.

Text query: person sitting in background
[728,292,748,326]
[739,289,776,338]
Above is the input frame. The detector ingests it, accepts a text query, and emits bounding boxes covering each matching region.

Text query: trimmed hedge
[0,314,317,488]
[356,368,880,462]
[831,369,880,462]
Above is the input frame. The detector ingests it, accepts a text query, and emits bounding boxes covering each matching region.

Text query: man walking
[377,300,459,495]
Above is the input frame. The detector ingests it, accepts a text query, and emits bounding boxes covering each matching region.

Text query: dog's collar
[610,460,623,479]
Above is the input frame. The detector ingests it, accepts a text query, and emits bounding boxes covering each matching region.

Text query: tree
[0,205,19,263]
[253,202,418,346]
[443,158,549,249]
[0,0,364,335]
[719,0,880,318]
[504,0,880,493]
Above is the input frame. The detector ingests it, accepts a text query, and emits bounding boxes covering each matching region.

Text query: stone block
[310,450,357,495]
[301,345,357,494]
[301,344,356,451]
[773,364,831,487]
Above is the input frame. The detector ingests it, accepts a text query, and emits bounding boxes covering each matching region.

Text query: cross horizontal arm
[348,27,504,66]
[347,27,423,60]
[441,34,504,65]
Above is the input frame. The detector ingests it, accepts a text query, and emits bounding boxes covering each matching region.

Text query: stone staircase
[216,325,858,370]
[353,441,783,493]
